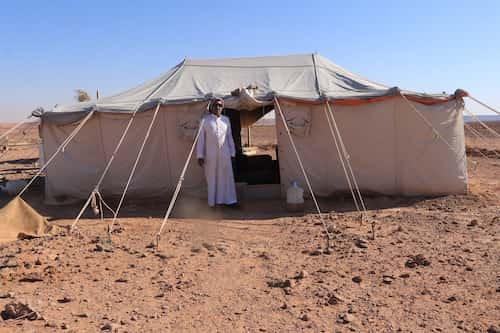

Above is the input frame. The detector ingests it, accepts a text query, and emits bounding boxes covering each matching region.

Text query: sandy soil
[0,121,498,332]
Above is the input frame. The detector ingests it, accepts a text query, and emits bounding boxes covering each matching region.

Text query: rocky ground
[0,121,498,332]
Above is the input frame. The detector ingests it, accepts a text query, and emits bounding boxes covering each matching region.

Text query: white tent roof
[50,53,456,116]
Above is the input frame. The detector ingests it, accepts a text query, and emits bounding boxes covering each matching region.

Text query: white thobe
[196,114,237,207]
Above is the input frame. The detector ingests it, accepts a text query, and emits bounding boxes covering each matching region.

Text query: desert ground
[0,120,498,332]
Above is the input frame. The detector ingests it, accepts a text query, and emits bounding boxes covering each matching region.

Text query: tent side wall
[41,103,207,203]
[276,97,467,197]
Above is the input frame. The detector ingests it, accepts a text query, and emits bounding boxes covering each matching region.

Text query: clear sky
[1,0,499,121]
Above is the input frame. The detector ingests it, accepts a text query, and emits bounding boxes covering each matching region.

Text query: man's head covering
[209,97,224,112]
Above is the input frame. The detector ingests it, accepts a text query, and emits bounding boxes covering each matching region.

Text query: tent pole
[18,110,95,198]
[274,97,333,244]
[154,117,206,249]
[108,102,162,235]
[324,101,372,238]
[71,60,187,232]
[322,102,361,213]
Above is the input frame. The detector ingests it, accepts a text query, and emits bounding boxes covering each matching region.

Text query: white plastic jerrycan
[286,180,304,212]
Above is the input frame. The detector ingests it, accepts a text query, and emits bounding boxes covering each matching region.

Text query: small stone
[405,254,430,268]
[296,270,308,279]
[399,273,410,279]
[354,238,368,249]
[280,303,287,310]
[35,258,42,266]
[327,293,344,305]
[0,292,12,299]
[19,273,43,282]
[191,247,202,253]
[487,325,500,333]
[323,247,333,255]
[57,297,72,304]
[61,322,68,329]
[115,278,128,283]
[444,296,457,303]
[300,314,310,321]
[310,248,323,256]
[467,219,478,227]
[202,242,215,250]
[382,275,394,284]
[337,313,355,324]
[352,276,362,283]
[155,252,169,260]
[101,322,119,331]
[130,315,137,321]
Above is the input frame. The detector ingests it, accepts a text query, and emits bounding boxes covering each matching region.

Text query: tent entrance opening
[223,108,279,185]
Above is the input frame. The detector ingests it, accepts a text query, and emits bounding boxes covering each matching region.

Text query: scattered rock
[354,238,368,249]
[295,270,308,279]
[101,322,120,331]
[19,273,44,282]
[300,313,310,321]
[444,295,457,303]
[0,258,18,269]
[267,279,293,289]
[487,326,500,333]
[327,293,344,305]
[57,297,72,304]
[1,302,38,320]
[467,219,478,227]
[382,275,394,284]
[337,313,355,324]
[191,247,202,253]
[323,247,333,255]
[258,252,271,260]
[352,276,362,284]
[155,252,169,260]
[405,254,431,268]
[202,242,215,250]
[0,292,13,299]
[310,248,323,256]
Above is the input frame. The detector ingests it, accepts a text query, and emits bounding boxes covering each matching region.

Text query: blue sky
[1,0,499,120]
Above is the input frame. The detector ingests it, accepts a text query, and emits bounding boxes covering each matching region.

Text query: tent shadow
[0,188,439,222]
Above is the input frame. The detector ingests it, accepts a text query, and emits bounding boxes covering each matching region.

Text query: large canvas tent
[38,54,467,204]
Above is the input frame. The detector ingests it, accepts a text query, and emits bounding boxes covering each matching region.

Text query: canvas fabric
[276,97,467,196]
[42,103,207,203]
[45,54,454,121]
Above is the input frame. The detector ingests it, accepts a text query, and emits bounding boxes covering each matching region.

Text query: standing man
[196,98,238,207]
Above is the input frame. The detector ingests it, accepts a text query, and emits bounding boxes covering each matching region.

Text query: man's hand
[197,158,204,167]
